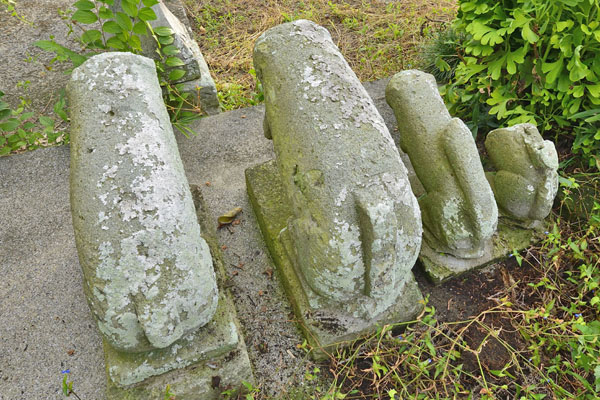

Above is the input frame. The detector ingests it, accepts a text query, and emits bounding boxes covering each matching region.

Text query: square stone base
[103,186,253,399]
[420,221,542,284]
[246,160,423,359]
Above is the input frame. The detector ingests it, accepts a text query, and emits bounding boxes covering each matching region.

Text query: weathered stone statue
[68,52,218,353]
[386,70,497,258]
[253,20,423,318]
[485,123,559,226]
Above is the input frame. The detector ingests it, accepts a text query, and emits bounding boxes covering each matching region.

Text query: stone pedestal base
[246,160,423,359]
[420,221,541,284]
[103,186,253,399]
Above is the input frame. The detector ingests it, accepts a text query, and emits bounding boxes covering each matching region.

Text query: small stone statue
[485,123,559,226]
[253,20,422,316]
[386,70,498,258]
[68,52,218,353]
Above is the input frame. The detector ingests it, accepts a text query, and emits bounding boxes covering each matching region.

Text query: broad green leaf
[115,12,133,31]
[102,21,122,34]
[19,112,34,121]
[522,23,539,43]
[506,46,527,74]
[98,6,113,19]
[138,7,156,22]
[128,35,142,51]
[12,141,26,149]
[487,54,507,80]
[102,0,114,5]
[106,36,126,49]
[81,29,102,44]
[34,40,89,66]
[572,85,585,98]
[581,25,592,35]
[0,146,11,156]
[542,58,564,84]
[121,0,138,18]
[568,45,590,81]
[161,45,179,56]
[509,9,531,33]
[132,21,148,35]
[165,57,184,67]
[39,116,54,127]
[587,84,600,98]
[142,0,159,6]
[158,35,174,45]
[0,119,19,131]
[0,136,6,146]
[72,10,98,24]
[0,109,10,119]
[74,0,95,11]
[154,26,173,37]
[168,69,186,81]
[556,20,574,32]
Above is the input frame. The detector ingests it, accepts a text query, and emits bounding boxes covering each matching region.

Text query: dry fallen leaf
[217,207,243,227]
[221,245,227,251]
[67,349,75,356]
[205,181,211,186]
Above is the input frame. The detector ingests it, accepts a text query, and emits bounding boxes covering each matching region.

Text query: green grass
[183,0,457,110]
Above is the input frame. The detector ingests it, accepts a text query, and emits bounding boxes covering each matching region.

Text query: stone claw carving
[386,70,498,258]
[485,123,559,225]
[67,53,218,353]
[254,20,422,315]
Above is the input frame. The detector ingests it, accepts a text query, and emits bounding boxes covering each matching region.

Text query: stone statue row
[66,18,558,396]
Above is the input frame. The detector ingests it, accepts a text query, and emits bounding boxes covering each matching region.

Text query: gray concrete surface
[0,0,76,110]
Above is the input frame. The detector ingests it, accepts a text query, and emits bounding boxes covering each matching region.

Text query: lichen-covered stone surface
[386,70,498,259]
[252,20,423,321]
[67,52,218,353]
[104,186,254,396]
[111,0,220,114]
[485,123,559,227]
[246,160,424,355]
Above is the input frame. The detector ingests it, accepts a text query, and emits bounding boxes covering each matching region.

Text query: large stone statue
[386,70,498,258]
[485,123,559,226]
[68,52,218,353]
[253,20,423,318]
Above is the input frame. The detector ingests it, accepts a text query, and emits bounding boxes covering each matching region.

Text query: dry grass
[182,0,457,109]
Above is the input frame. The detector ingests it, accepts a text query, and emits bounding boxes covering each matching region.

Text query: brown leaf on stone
[67,349,75,356]
[264,268,273,279]
[217,207,242,227]
[205,181,211,186]
[258,290,264,296]
[221,245,228,251]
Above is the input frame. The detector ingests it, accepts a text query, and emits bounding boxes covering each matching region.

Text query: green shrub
[419,27,465,84]
[443,0,600,166]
